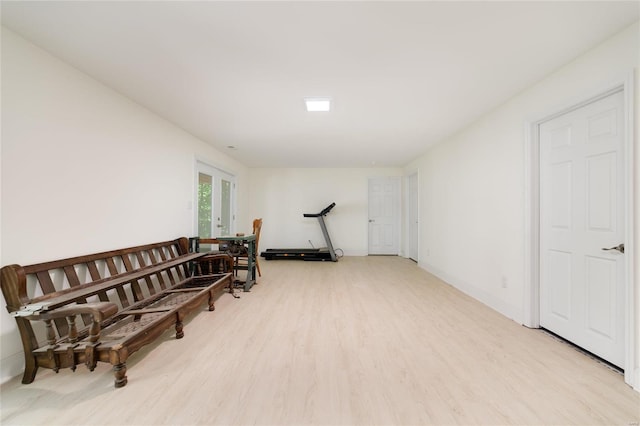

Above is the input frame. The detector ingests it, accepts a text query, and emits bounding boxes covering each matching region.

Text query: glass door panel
[219,178,232,236]
[198,173,213,238]
[196,162,236,251]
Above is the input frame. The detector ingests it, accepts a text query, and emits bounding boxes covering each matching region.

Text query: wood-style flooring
[1,256,638,425]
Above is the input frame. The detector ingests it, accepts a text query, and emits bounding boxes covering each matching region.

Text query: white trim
[193,156,238,185]
[524,74,637,389]
[523,120,541,328]
[622,71,637,390]
[405,170,420,262]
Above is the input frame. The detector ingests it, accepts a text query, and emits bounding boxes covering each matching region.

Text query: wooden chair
[235,218,262,277]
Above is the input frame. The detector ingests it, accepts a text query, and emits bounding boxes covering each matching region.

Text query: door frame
[194,159,237,238]
[406,171,419,261]
[523,74,636,388]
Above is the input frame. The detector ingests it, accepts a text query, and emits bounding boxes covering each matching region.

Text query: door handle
[602,243,624,254]
[369,219,375,223]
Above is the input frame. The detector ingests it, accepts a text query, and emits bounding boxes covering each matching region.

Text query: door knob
[602,243,624,254]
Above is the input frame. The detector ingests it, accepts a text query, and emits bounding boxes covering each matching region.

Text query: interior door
[368,177,400,255]
[539,90,625,367]
[197,162,235,242]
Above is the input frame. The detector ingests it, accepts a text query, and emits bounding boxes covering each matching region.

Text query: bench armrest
[18,302,118,344]
[38,302,118,321]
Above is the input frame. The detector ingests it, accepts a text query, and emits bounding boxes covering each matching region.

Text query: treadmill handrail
[303,202,336,218]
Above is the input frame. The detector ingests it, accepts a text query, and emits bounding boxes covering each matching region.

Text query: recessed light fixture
[304,97,331,112]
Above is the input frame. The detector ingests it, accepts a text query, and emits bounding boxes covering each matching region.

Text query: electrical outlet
[501,276,508,288]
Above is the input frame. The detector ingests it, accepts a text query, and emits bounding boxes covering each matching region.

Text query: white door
[408,172,419,261]
[368,177,400,255]
[196,162,236,240]
[539,90,625,367]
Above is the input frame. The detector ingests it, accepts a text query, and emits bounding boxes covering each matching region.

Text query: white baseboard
[418,261,524,324]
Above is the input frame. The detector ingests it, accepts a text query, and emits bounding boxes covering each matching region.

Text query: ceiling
[2,1,638,168]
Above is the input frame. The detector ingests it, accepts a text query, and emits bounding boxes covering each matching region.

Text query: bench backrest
[1,238,192,347]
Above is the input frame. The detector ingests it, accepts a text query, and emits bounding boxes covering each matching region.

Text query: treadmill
[261,203,338,261]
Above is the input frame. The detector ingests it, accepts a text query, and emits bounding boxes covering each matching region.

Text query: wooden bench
[0,237,234,388]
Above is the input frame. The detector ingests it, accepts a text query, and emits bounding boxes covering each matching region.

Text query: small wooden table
[217,234,257,291]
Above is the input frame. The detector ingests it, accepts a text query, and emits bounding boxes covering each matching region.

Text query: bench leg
[22,356,38,384]
[208,290,216,311]
[113,363,127,388]
[175,319,184,339]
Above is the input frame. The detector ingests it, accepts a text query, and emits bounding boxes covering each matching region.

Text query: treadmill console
[303,202,336,218]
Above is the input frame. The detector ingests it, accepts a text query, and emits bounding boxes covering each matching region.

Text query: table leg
[244,240,256,291]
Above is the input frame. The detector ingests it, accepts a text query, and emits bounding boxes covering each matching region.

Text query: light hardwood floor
[1,256,639,425]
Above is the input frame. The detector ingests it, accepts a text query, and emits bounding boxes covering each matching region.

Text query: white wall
[405,21,639,387]
[248,168,403,257]
[0,28,249,383]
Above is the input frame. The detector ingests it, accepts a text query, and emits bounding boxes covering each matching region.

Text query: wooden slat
[164,288,203,293]
[35,271,56,295]
[130,279,144,303]
[157,248,168,262]
[121,254,134,272]
[173,265,185,282]
[35,271,68,336]
[63,266,92,326]
[62,266,81,288]
[107,257,130,307]
[164,268,177,287]
[86,261,101,281]
[155,271,168,291]
[118,307,172,315]
[143,277,156,295]
[86,261,110,303]
[135,252,157,295]
[116,286,131,309]
[181,262,191,279]
[105,258,119,277]
[147,250,158,265]
[135,252,146,268]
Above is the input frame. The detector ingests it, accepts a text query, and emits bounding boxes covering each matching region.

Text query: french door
[196,162,235,241]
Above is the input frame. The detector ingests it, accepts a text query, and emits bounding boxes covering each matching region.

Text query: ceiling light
[305,97,331,112]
